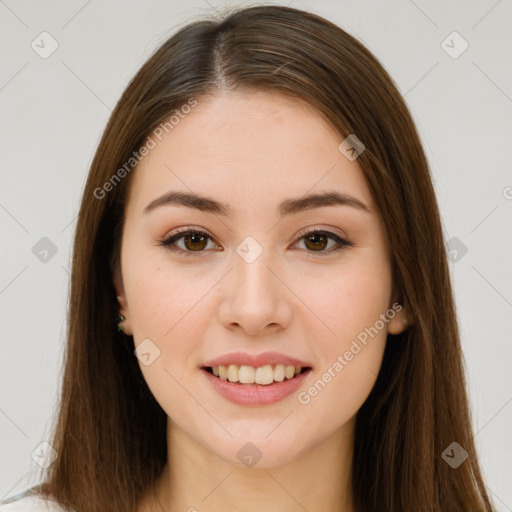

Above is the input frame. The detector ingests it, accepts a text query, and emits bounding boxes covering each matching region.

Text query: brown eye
[159,229,219,256]
[294,228,353,254]
[182,232,208,251]
[303,232,329,251]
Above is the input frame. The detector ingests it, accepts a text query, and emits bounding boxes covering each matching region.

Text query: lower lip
[201,368,312,406]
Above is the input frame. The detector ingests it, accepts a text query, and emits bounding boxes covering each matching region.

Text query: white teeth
[227,364,239,382]
[274,364,285,382]
[238,365,255,384]
[218,365,228,380]
[255,365,274,385]
[211,364,304,384]
[285,365,295,379]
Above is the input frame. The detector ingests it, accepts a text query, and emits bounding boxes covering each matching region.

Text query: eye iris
[184,233,208,251]
[304,233,327,251]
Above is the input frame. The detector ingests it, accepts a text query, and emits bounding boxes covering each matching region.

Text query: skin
[114,89,408,512]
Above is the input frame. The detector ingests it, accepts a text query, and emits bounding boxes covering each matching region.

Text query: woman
[0,4,496,512]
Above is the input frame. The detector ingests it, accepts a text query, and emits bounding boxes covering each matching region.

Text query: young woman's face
[115,90,407,468]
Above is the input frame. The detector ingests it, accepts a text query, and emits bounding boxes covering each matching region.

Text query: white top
[0,488,69,512]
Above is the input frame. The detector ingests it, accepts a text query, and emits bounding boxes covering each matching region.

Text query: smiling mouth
[203,364,312,385]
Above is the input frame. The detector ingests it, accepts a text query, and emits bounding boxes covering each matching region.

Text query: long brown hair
[31,5,495,511]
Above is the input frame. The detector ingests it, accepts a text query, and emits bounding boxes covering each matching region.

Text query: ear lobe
[114,278,125,303]
[388,285,409,335]
[112,266,133,335]
[387,309,409,335]
[114,287,133,336]
[112,261,125,300]
[114,278,129,312]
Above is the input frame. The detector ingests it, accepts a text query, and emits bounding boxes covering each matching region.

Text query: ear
[387,287,410,335]
[113,260,133,336]
[387,306,409,335]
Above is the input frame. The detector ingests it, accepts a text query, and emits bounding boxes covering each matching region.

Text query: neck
[141,418,355,512]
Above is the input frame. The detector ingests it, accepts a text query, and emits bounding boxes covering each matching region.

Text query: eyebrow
[143,190,371,217]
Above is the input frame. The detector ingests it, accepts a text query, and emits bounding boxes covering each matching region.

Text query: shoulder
[0,488,69,512]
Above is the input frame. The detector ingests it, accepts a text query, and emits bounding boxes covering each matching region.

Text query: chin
[205,429,311,470]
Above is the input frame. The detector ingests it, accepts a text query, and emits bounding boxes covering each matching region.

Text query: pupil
[306,233,326,251]
[186,233,206,251]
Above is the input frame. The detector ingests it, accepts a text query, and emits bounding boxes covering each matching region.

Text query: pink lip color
[202,351,311,368]
[201,367,311,406]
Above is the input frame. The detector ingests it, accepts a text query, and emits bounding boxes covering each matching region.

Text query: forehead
[125,90,374,217]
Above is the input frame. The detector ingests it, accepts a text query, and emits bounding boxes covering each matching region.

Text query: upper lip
[202,351,312,369]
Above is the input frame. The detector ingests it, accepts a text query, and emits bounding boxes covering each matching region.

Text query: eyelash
[157,227,353,257]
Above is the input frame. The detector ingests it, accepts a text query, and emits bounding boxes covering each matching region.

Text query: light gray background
[1,0,511,509]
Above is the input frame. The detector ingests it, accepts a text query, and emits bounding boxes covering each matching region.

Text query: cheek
[123,262,213,422]
[294,256,393,343]
[295,337,385,445]
[293,257,392,432]
[123,255,215,371]
[124,246,207,329]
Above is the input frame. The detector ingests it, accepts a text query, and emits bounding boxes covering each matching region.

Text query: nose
[217,248,293,336]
